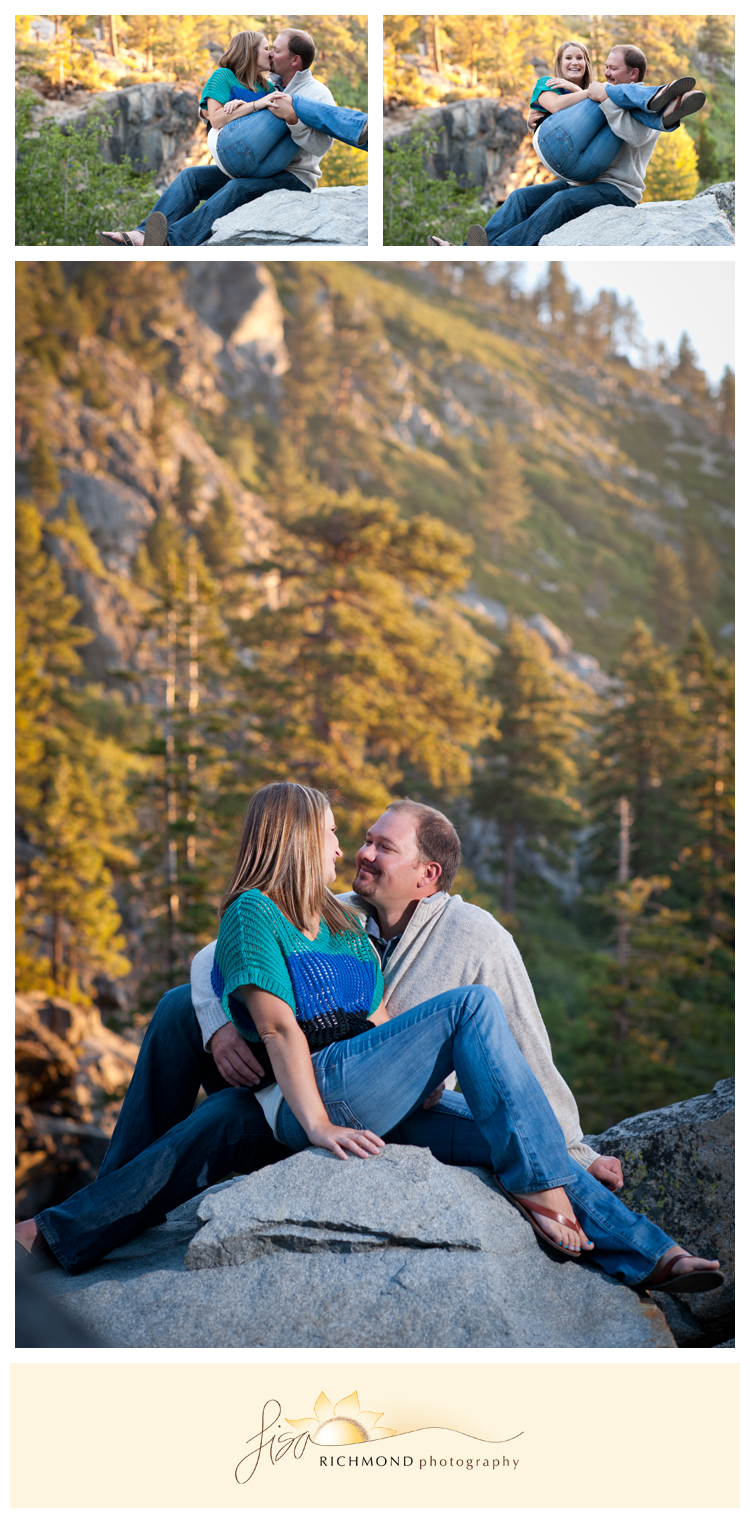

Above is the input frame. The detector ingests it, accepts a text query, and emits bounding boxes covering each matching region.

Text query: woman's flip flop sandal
[495,1179,589,1259]
[640,1250,724,1296]
[97,231,135,245]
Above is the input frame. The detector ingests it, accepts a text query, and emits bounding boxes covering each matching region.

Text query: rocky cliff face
[385,97,553,208]
[45,82,209,188]
[16,993,141,1218]
[17,266,290,681]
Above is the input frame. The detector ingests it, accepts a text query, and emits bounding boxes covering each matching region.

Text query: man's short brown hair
[610,44,647,81]
[278,28,315,70]
[385,799,462,893]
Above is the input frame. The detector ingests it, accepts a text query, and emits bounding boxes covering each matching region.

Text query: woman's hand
[546,75,581,92]
[306,1120,385,1161]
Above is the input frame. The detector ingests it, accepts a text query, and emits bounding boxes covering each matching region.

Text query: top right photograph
[383,14,735,247]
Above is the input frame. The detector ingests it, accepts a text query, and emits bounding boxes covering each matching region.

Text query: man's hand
[223,99,242,115]
[267,92,298,125]
[588,1154,624,1191]
[587,81,608,103]
[422,1083,446,1110]
[527,109,544,131]
[209,1023,265,1088]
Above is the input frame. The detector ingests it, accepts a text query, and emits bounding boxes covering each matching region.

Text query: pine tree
[717,367,734,440]
[16,500,133,999]
[130,508,236,1001]
[642,127,699,203]
[196,487,245,578]
[588,619,691,884]
[684,526,719,614]
[236,485,497,844]
[652,543,690,645]
[695,15,735,84]
[471,620,591,913]
[475,423,530,558]
[173,456,201,525]
[676,621,734,951]
[670,331,710,403]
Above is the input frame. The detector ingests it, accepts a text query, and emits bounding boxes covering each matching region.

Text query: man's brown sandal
[639,1249,724,1295]
[144,211,168,245]
[495,1180,590,1258]
[465,223,489,246]
[648,77,695,112]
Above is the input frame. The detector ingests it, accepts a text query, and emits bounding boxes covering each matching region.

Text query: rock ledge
[208,185,368,246]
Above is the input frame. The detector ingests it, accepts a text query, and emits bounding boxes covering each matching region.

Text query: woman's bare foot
[15,1218,41,1253]
[101,229,145,246]
[515,1187,593,1253]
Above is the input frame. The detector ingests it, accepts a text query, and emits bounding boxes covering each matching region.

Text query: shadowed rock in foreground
[39,1145,674,1349]
[32,1082,733,1349]
[585,1078,734,1347]
[208,185,368,246]
[539,189,734,246]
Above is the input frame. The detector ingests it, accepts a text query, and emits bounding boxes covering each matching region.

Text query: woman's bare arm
[240,985,384,1159]
[535,84,589,114]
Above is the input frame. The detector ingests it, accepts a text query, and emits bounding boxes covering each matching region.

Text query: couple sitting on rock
[430,40,707,248]
[18,782,723,1300]
[99,28,367,248]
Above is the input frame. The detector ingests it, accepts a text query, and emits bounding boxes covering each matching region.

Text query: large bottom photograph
[15,258,734,1350]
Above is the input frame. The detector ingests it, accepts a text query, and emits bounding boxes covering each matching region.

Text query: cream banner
[11,1361,739,1507]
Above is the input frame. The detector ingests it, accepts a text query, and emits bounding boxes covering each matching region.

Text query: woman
[531,40,704,184]
[99,30,367,247]
[18,783,723,1291]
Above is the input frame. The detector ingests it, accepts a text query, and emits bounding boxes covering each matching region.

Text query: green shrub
[384,127,486,246]
[16,91,157,246]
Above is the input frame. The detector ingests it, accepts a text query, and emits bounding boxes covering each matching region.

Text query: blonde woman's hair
[219,782,360,936]
[218,31,268,92]
[553,40,594,90]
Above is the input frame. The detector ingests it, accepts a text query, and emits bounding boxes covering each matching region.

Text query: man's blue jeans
[537,85,676,182]
[33,983,479,1272]
[480,179,635,246]
[36,984,676,1281]
[276,985,676,1285]
[135,165,310,246]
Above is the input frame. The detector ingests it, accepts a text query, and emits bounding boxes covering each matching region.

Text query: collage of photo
[13,10,737,1514]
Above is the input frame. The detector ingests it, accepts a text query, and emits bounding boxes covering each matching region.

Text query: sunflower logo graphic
[286,1390,397,1445]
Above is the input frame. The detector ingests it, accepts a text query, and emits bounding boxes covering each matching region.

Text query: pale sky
[515,261,734,386]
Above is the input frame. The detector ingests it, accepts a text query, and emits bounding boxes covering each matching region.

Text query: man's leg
[166,171,310,246]
[485,181,636,247]
[36,1088,291,1273]
[481,180,571,244]
[133,166,232,235]
[97,984,229,1178]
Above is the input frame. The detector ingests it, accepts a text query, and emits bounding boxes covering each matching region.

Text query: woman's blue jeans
[214,98,368,179]
[537,84,677,182]
[276,985,676,1285]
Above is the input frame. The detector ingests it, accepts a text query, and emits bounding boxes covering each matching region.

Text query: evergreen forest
[16,259,734,1132]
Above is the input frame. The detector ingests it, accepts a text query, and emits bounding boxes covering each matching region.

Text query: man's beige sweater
[191,890,598,1168]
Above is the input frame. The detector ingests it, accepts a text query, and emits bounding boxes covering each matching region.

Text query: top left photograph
[15,13,369,249]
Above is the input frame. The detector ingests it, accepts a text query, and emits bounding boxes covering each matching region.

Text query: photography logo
[235,1389,396,1482]
[235,1387,523,1485]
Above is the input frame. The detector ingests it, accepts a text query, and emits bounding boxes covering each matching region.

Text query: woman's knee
[457,984,504,1018]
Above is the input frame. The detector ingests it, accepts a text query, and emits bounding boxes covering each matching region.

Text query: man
[431,45,667,248]
[19,800,629,1272]
[104,30,336,248]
